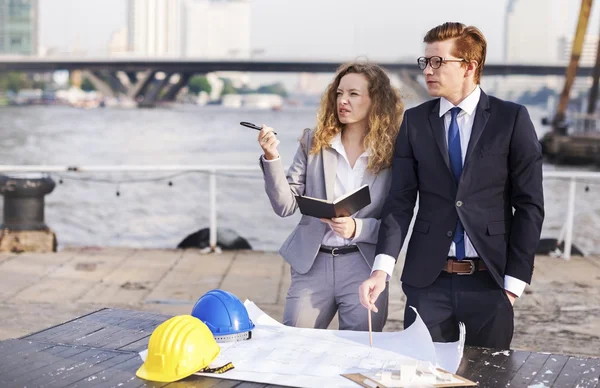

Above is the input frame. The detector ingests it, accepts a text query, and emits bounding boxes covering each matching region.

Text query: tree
[220,78,237,96]
[257,82,288,97]
[0,72,30,92]
[187,75,212,95]
[81,78,96,91]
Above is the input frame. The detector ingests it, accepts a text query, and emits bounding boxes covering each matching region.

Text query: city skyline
[36,0,600,63]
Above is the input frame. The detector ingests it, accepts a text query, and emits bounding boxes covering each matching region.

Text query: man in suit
[358,22,544,349]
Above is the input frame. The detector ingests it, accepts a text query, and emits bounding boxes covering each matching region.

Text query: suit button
[456,200,463,207]
[447,231,453,237]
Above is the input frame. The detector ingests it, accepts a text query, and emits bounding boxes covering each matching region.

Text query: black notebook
[295,184,371,219]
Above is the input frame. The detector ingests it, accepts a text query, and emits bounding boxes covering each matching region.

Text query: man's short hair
[424,22,487,84]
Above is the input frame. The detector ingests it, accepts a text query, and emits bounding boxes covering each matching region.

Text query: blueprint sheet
[139,301,466,388]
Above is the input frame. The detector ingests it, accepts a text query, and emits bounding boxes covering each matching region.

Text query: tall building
[127,0,181,57]
[0,0,38,55]
[108,27,128,57]
[505,0,569,64]
[182,0,250,58]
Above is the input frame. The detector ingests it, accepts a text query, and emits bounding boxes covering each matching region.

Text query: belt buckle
[331,247,339,257]
[457,259,475,275]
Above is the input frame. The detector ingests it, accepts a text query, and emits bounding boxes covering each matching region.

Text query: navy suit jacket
[376,90,545,289]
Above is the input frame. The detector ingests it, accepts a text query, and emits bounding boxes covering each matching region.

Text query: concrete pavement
[0,248,598,357]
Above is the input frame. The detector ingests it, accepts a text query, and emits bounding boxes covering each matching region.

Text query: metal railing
[563,111,600,134]
[0,165,598,260]
[542,170,600,259]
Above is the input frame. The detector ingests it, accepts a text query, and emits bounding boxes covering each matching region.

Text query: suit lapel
[428,100,452,175]
[322,146,337,201]
[464,91,491,169]
[360,165,377,189]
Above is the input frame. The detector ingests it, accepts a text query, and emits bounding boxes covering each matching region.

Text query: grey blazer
[259,128,392,274]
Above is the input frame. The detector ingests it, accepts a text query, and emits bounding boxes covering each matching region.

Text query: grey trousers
[283,250,389,331]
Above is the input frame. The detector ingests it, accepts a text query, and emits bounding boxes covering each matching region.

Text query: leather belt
[444,258,487,275]
[319,245,359,257]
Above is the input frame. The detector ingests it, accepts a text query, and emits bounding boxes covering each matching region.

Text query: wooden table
[0,308,598,387]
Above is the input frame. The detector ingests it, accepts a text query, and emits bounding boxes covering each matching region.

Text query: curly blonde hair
[311,62,404,173]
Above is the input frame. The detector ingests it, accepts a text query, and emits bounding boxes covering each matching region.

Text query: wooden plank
[0,343,92,385]
[31,313,122,345]
[69,353,167,388]
[79,314,164,350]
[5,344,98,383]
[459,347,509,385]
[508,352,551,388]
[0,336,39,355]
[550,356,600,387]
[23,308,169,352]
[7,307,600,388]
[12,347,117,387]
[102,317,168,350]
[0,343,89,380]
[25,308,162,346]
[456,347,483,376]
[0,340,59,377]
[117,335,152,353]
[213,381,254,388]
[479,349,531,387]
[47,352,135,387]
[22,308,116,342]
[163,376,238,388]
[528,354,570,386]
[67,311,154,348]
[92,312,169,350]
[162,380,273,388]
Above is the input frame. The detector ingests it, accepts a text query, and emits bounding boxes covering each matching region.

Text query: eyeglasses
[417,56,466,70]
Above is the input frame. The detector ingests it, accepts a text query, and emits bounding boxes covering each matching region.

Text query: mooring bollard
[0,174,57,252]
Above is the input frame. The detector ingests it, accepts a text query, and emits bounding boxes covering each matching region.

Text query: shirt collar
[330,132,371,157]
[439,85,481,117]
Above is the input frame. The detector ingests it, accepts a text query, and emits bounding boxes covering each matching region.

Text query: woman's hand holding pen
[258,125,280,160]
[320,217,356,239]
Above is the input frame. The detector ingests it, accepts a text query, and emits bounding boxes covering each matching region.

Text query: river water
[0,104,598,254]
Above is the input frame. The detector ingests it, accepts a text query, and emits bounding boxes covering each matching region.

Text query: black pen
[240,121,277,135]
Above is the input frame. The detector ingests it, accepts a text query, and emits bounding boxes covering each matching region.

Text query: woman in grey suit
[257,62,404,331]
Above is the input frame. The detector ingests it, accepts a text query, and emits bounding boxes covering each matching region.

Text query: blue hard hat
[191,289,255,340]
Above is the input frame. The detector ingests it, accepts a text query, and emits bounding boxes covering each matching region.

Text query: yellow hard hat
[136,315,220,382]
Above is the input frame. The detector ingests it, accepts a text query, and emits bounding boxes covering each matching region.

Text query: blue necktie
[448,107,465,260]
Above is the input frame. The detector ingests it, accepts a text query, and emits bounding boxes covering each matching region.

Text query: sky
[38,0,596,63]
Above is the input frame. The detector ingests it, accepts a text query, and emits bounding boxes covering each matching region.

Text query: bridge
[0,58,591,107]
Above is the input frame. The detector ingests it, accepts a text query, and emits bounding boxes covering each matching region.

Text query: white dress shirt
[321,132,369,247]
[262,132,370,247]
[371,86,527,298]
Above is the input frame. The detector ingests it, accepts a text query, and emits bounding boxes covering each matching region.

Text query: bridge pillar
[128,70,156,100]
[82,70,116,98]
[91,71,128,96]
[138,72,174,108]
[105,71,129,95]
[161,72,192,102]
[125,71,137,85]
